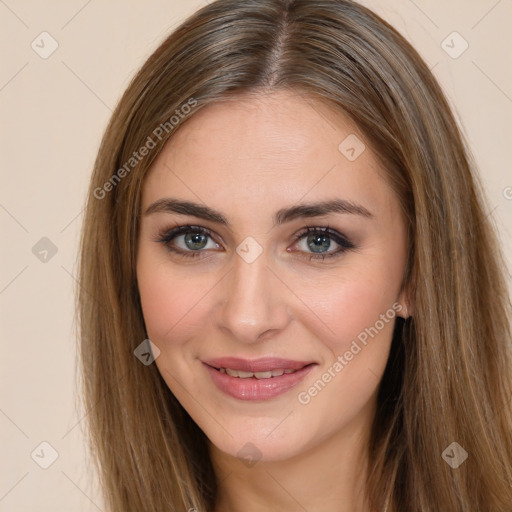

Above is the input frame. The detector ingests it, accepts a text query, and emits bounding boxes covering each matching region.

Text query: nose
[215,248,292,345]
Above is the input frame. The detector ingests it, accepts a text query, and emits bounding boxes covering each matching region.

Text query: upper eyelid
[156,223,343,238]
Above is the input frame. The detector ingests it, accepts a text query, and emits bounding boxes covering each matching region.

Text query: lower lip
[203,363,315,401]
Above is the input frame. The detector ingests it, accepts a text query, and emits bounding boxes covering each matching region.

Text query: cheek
[292,275,400,436]
[332,279,395,349]
[136,252,205,345]
[294,261,401,355]
[289,257,402,417]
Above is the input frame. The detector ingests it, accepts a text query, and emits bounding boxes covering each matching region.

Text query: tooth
[225,368,254,378]
[237,370,255,378]
[254,371,273,379]
[222,367,293,379]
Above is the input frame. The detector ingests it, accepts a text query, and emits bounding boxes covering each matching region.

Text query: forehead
[141,91,396,221]
[156,91,365,167]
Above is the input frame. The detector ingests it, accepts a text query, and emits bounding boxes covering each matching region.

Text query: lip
[202,357,316,401]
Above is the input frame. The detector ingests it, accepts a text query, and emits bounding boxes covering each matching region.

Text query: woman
[77,1,512,511]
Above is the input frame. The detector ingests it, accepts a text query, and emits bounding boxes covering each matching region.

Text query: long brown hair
[76,1,512,510]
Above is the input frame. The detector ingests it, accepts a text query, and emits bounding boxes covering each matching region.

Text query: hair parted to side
[76,1,512,511]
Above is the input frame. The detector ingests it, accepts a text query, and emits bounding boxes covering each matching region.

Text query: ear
[397,288,414,319]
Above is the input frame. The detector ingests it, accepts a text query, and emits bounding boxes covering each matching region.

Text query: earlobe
[397,290,413,319]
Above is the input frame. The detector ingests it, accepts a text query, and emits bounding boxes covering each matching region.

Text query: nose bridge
[217,247,290,343]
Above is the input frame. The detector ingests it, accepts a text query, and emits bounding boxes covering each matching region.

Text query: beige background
[1,1,511,510]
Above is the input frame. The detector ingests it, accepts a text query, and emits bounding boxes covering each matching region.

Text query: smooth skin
[136,90,409,512]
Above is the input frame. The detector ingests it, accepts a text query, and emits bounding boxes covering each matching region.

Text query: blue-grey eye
[305,233,332,253]
[293,226,354,259]
[182,232,209,251]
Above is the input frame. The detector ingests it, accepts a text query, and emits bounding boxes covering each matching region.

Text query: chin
[209,431,308,465]
[202,412,321,465]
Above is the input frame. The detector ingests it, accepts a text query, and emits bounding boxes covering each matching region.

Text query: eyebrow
[143,197,374,227]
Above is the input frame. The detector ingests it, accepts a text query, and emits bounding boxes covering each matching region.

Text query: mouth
[202,357,316,401]
[213,367,300,379]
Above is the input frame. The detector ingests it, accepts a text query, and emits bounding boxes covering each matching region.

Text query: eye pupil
[308,234,331,253]
[185,232,208,250]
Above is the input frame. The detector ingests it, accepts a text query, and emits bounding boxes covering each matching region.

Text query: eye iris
[308,233,331,253]
[184,232,208,250]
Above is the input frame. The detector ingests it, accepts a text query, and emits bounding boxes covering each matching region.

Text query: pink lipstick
[202,357,316,401]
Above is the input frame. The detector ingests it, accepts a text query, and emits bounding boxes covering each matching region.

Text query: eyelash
[153,224,355,261]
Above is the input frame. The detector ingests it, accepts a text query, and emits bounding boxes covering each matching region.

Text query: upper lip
[203,357,315,372]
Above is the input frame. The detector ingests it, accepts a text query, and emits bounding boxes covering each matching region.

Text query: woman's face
[136,90,408,463]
